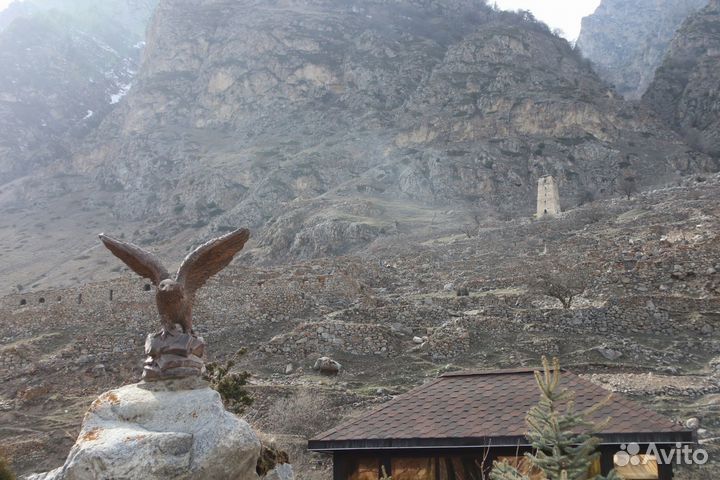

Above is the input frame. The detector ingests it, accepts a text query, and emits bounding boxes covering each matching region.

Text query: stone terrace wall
[264,321,400,358]
[425,317,471,359]
[324,294,519,327]
[517,296,719,335]
[0,259,390,384]
[0,277,155,382]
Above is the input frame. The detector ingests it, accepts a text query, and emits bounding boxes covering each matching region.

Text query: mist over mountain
[0,0,156,183]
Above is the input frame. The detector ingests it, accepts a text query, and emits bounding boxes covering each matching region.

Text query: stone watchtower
[537,175,561,218]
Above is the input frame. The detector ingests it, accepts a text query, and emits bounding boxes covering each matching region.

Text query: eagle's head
[158,279,182,294]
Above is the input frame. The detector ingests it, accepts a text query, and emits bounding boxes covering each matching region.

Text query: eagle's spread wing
[98,233,171,286]
[176,228,250,297]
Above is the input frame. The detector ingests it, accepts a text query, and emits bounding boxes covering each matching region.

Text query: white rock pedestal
[28,378,261,480]
[264,464,295,480]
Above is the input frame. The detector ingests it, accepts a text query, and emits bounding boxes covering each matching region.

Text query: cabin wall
[333,445,676,480]
[333,447,533,480]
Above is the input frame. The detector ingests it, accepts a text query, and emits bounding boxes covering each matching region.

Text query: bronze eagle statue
[99,228,250,334]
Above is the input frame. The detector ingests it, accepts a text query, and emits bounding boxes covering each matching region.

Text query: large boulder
[312,356,341,375]
[27,379,261,480]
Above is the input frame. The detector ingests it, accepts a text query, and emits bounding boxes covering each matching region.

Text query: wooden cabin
[309,369,694,480]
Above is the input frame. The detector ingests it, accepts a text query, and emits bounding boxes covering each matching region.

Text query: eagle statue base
[143,326,206,381]
[25,381,263,480]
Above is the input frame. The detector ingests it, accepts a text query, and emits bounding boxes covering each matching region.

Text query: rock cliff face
[0,0,716,289]
[0,0,156,183]
[577,0,707,99]
[643,0,720,158]
[69,1,712,254]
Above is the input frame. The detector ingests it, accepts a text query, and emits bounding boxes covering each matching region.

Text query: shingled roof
[309,369,693,451]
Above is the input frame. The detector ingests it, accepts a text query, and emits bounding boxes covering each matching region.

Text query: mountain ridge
[0,0,716,293]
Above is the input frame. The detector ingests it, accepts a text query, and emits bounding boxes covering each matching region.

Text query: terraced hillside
[2,174,719,478]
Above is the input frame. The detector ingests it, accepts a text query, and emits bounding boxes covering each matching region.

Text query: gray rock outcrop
[577,0,707,99]
[72,0,713,252]
[27,379,261,480]
[643,0,720,158]
[1,0,718,289]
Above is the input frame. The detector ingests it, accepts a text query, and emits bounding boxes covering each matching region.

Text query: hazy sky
[0,0,601,41]
[494,0,602,40]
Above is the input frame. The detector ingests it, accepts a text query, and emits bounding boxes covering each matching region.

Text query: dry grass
[259,389,339,438]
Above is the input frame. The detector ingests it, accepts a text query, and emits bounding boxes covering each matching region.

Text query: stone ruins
[536,175,561,218]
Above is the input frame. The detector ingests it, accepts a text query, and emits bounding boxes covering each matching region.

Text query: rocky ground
[1,173,719,478]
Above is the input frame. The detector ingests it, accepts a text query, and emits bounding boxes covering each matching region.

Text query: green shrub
[203,349,253,415]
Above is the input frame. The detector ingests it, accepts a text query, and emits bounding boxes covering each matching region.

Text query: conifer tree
[490,357,619,480]
[203,348,253,415]
[0,455,15,480]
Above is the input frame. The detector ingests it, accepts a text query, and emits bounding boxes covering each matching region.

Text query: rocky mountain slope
[0,1,35,30]
[643,0,720,159]
[2,2,719,478]
[1,0,716,293]
[577,0,707,99]
[0,0,156,183]
[2,174,719,479]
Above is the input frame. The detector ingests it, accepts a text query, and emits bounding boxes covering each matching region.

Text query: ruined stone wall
[0,278,154,313]
[424,317,472,359]
[0,278,156,383]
